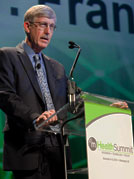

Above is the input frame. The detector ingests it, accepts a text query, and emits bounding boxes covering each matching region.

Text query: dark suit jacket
[0,43,68,170]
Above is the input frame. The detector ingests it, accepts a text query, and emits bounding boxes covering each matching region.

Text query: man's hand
[110,101,128,109]
[36,109,58,127]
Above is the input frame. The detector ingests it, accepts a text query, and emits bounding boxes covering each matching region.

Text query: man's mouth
[41,37,49,41]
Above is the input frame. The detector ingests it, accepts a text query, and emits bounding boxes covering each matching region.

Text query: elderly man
[0,5,69,179]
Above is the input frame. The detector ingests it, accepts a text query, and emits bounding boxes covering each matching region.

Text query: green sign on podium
[84,93,134,179]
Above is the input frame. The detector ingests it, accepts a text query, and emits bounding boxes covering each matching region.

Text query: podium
[35,92,134,179]
[83,93,134,179]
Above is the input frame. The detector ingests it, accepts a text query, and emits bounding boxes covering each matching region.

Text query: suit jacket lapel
[16,44,44,102]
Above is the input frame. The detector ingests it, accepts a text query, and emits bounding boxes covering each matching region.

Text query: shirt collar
[22,40,42,59]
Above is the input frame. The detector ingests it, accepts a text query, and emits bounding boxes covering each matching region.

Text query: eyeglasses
[29,21,56,32]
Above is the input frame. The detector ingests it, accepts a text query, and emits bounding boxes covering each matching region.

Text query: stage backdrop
[0,0,134,178]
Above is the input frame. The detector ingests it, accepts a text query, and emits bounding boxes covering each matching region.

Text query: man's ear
[24,22,30,33]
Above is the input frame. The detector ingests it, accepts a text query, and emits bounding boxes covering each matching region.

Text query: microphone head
[69,41,75,45]
[68,41,80,49]
[69,45,75,49]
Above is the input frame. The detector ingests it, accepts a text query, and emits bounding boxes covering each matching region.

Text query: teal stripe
[72,159,87,169]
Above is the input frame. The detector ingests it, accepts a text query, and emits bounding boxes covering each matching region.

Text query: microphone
[68,41,81,79]
[68,41,82,112]
[36,62,41,69]
[68,41,80,49]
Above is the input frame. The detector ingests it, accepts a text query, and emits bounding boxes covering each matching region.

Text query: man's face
[24,16,56,53]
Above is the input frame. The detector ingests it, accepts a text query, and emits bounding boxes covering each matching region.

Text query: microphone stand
[68,41,82,112]
[69,45,81,79]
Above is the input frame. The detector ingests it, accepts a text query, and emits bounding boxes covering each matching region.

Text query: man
[0,5,69,179]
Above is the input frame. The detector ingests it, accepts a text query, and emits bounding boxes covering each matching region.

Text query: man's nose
[44,26,51,34]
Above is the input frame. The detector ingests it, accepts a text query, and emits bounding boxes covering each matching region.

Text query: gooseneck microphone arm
[68,41,81,79]
[68,41,82,113]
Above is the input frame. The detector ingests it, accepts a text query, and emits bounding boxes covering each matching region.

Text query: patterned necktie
[34,54,55,110]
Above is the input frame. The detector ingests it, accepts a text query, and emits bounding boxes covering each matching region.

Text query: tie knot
[34,54,40,61]
[34,54,41,69]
